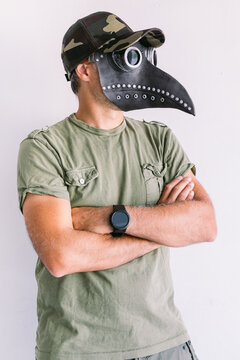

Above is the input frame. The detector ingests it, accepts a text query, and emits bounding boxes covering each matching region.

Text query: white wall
[1,0,239,359]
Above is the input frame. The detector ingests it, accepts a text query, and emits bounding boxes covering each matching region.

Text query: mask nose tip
[191,106,196,116]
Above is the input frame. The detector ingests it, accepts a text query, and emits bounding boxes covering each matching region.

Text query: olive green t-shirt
[17,113,196,360]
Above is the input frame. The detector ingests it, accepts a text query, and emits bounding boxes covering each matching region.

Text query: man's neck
[75,100,124,130]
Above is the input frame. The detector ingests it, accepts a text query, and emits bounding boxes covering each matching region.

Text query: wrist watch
[109,205,130,237]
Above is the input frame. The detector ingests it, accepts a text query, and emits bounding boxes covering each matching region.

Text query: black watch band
[113,205,125,212]
[110,205,130,238]
[111,231,124,238]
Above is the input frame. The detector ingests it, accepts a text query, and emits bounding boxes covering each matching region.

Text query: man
[17,11,217,360]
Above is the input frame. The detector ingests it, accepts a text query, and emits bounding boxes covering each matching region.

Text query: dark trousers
[36,340,199,360]
[127,340,199,360]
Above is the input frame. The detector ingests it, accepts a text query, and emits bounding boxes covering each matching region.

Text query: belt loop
[185,341,194,360]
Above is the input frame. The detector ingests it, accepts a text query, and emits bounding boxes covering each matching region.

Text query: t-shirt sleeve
[17,136,70,214]
[162,126,196,185]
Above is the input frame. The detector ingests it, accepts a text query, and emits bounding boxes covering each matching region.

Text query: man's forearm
[71,198,217,248]
[55,229,161,277]
[125,199,217,246]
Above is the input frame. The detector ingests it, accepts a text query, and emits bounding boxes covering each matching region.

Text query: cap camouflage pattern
[61,11,165,81]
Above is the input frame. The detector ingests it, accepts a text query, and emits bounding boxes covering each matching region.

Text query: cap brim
[99,27,165,53]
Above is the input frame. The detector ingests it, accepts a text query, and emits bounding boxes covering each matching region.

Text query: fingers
[168,177,194,203]
[186,190,194,201]
[174,180,194,201]
[158,176,195,205]
[159,176,184,203]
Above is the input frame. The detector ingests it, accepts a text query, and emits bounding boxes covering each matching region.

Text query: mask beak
[91,48,196,116]
[153,65,196,116]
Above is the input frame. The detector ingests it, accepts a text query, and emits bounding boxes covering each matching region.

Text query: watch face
[112,211,129,229]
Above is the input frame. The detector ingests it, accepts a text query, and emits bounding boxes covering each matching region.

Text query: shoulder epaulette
[27,126,49,139]
[142,119,167,127]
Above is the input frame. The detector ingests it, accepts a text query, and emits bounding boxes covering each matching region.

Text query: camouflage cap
[61,11,165,81]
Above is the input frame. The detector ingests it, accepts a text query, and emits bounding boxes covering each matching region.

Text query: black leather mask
[89,41,195,115]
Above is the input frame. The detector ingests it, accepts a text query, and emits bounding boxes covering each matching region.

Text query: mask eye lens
[127,49,140,65]
[124,47,142,68]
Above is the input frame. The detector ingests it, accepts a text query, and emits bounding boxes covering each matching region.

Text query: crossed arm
[22,169,217,277]
[71,169,217,246]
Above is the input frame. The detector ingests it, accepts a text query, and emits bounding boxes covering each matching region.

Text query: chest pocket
[64,166,98,186]
[141,162,167,205]
[64,166,99,206]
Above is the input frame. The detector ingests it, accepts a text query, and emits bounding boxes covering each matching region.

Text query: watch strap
[111,230,125,237]
[113,204,126,212]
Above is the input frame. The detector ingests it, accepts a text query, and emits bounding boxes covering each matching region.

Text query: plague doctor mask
[61,11,195,116]
[88,41,195,115]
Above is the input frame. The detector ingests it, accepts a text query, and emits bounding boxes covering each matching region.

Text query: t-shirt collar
[68,113,126,136]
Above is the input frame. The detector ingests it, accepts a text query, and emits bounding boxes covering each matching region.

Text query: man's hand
[157,175,194,205]
[124,168,217,246]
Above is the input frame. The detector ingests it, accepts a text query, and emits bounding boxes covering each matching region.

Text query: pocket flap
[64,166,98,186]
[142,162,167,181]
